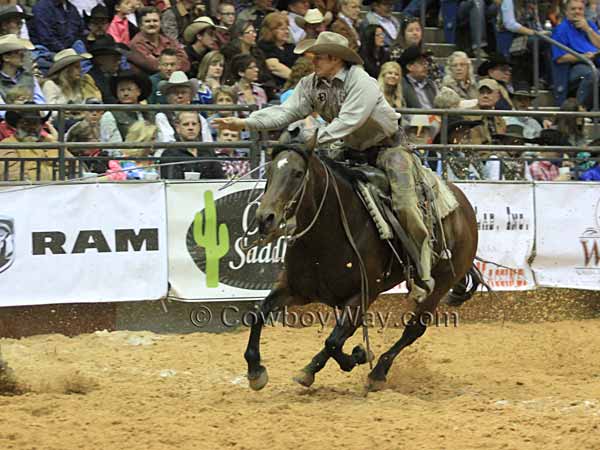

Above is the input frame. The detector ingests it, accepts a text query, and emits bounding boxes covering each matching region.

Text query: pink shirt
[107,15,130,45]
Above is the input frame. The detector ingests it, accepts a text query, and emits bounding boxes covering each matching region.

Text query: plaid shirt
[529,160,559,181]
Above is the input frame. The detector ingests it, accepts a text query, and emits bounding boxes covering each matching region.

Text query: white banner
[457,182,536,290]
[532,183,600,290]
[0,183,168,306]
[167,180,281,301]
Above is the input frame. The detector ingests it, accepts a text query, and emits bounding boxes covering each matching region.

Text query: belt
[343,132,401,166]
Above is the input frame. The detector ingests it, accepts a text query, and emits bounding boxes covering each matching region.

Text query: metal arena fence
[0,103,599,182]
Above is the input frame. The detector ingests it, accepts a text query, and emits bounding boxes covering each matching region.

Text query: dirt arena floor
[1,290,600,450]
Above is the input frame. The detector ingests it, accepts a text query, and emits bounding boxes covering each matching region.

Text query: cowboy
[294,8,332,40]
[504,81,542,139]
[0,34,44,108]
[87,35,130,103]
[182,16,225,77]
[213,31,436,302]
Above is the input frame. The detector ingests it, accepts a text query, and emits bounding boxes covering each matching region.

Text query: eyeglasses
[375,32,385,38]
[243,29,257,35]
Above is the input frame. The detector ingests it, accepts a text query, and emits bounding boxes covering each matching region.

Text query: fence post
[57,108,66,181]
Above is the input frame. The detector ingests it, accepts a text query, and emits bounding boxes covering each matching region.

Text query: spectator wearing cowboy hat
[399,45,437,109]
[83,5,111,43]
[129,6,190,75]
[295,8,331,40]
[477,53,514,110]
[42,49,102,121]
[182,16,225,78]
[0,5,30,39]
[503,81,542,139]
[87,35,130,103]
[155,70,213,143]
[330,0,362,52]
[0,34,44,109]
[29,0,85,53]
[100,69,154,146]
[0,105,72,182]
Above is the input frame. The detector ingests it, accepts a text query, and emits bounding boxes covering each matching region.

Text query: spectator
[83,5,111,43]
[87,35,129,103]
[390,16,423,61]
[295,8,331,40]
[378,61,404,109]
[442,51,478,100]
[554,97,587,146]
[278,0,310,44]
[280,56,313,102]
[100,69,153,144]
[477,54,514,109]
[154,71,213,142]
[361,0,399,49]
[107,0,138,45]
[65,97,108,174]
[215,128,250,179]
[148,47,178,104]
[504,81,542,138]
[196,50,224,103]
[0,34,44,106]
[207,85,237,138]
[399,45,437,109]
[552,0,600,109]
[0,107,67,181]
[231,53,268,115]
[128,6,190,74]
[28,0,85,53]
[160,111,224,179]
[0,84,31,139]
[107,120,159,180]
[469,78,508,144]
[330,0,362,51]
[42,49,102,120]
[215,0,236,45]
[182,16,224,78]
[161,0,201,41]
[258,12,298,87]
[236,0,276,31]
[360,24,389,78]
[0,5,30,39]
[529,148,564,180]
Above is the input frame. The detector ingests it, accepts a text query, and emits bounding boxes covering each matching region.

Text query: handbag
[509,35,529,56]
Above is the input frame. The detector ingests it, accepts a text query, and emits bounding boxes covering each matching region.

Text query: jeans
[458,0,488,48]
[393,0,433,18]
[570,63,598,110]
[441,0,459,43]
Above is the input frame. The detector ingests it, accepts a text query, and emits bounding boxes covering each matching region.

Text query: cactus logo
[186,189,284,290]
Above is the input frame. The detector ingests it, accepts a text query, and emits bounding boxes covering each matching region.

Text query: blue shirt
[552,18,600,61]
[29,0,85,53]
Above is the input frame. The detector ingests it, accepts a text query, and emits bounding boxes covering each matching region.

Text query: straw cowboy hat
[158,71,199,95]
[0,34,34,55]
[110,69,152,101]
[294,31,363,65]
[0,5,32,23]
[47,49,92,77]
[294,8,333,28]
[183,16,226,45]
[5,102,51,128]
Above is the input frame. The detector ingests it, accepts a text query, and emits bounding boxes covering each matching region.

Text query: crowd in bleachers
[0,0,598,182]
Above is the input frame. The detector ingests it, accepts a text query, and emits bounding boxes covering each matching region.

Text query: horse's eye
[293,170,304,179]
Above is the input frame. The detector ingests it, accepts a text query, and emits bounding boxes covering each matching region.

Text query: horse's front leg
[244,285,292,391]
[294,295,374,388]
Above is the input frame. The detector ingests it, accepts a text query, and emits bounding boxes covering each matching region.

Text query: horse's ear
[305,130,318,153]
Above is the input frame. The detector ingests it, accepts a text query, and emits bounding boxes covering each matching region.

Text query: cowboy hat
[293,38,315,54]
[89,35,129,57]
[432,119,483,144]
[398,45,427,69]
[477,53,513,77]
[47,49,92,77]
[83,4,110,23]
[183,16,226,44]
[492,124,537,143]
[0,34,33,55]
[110,69,152,101]
[0,5,32,23]
[5,102,51,128]
[294,31,363,65]
[158,71,199,95]
[510,80,537,98]
[294,8,333,28]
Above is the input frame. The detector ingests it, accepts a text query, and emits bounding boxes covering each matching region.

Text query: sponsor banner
[457,182,536,290]
[167,181,282,300]
[532,183,600,290]
[0,183,168,306]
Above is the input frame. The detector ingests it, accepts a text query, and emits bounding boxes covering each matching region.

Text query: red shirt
[129,33,190,73]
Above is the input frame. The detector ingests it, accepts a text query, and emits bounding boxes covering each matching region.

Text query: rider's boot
[407,238,435,304]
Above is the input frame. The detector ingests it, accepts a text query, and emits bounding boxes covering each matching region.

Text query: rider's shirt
[245,65,400,151]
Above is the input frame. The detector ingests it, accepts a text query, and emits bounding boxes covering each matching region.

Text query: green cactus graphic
[193,190,230,288]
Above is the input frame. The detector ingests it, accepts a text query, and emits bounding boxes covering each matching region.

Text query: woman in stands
[258,12,298,89]
[196,51,225,105]
[378,61,405,110]
[360,24,389,78]
[442,51,478,100]
[231,54,267,116]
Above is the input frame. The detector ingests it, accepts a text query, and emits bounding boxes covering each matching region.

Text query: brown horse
[244,141,480,391]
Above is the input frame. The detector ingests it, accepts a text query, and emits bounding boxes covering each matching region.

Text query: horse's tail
[444,263,490,307]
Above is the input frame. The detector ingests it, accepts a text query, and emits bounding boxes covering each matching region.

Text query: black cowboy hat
[432,119,483,144]
[492,124,538,144]
[477,53,513,77]
[398,45,427,69]
[276,0,309,10]
[0,5,32,23]
[83,5,110,23]
[110,69,152,102]
[510,80,537,98]
[5,102,51,129]
[89,35,130,57]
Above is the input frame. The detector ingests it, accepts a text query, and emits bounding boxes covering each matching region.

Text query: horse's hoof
[292,369,315,388]
[248,366,268,391]
[365,376,386,392]
[352,345,375,365]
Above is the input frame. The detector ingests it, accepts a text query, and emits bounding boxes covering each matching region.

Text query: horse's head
[255,129,316,237]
